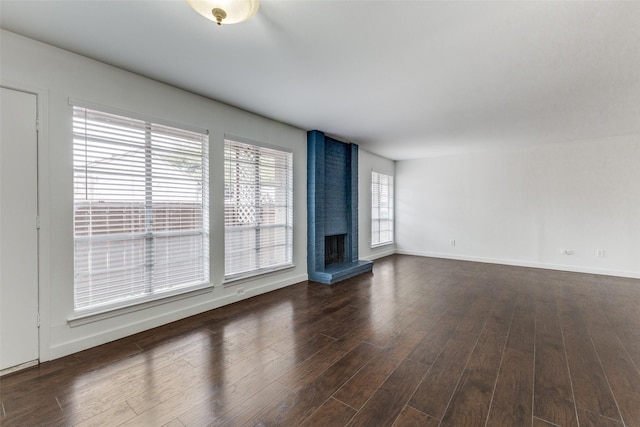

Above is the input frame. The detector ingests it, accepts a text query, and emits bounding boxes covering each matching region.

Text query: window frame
[223,135,294,283]
[70,99,210,318]
[371,170,394,248]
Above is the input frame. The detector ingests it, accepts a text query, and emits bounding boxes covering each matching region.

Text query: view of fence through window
[224,138,293,279]
[73,106,209,310]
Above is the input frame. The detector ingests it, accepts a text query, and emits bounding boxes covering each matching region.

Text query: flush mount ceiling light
[186,0,260,25]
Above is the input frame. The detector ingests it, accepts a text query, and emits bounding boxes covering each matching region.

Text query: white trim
[362,247,396,261]
[395,249,640,280]
[0,360,39,377]
[1,84,40,97]
[371,241,394,249]
[68,283,213,326]
[36,86,51,363]
[68,97,209,136]
[224,134,293,153]
[371,167,395,176]
[224,263,295,285]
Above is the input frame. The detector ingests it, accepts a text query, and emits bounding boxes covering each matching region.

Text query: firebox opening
[325,234,346,266]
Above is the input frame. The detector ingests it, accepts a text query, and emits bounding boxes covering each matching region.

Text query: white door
[0,87,39,372]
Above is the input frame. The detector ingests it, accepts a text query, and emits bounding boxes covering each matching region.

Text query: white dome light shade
[186,0,260,25]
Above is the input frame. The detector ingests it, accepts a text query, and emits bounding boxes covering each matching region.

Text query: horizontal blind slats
[73,106,209,311]
[224,138,293,278]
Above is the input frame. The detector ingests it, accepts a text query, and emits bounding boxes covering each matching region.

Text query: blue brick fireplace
[307,130,373,284]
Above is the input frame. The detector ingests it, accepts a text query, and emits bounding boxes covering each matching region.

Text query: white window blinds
[73,105,209,312]
[224,138,293,280]
[371,171,394,247]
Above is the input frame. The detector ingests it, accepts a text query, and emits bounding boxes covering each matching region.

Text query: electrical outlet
[596,249,605,257]
[236,287,245,295]
[561,249,574,255]
[450,240,456,247]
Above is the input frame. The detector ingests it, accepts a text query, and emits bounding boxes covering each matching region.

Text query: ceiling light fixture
[186,0,260,25]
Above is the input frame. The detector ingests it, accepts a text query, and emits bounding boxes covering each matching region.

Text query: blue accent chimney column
[307,130,373,284]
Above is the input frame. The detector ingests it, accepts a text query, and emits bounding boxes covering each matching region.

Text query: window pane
[371,171,394,246]
[73,106,209,311]
[224,138,293,278]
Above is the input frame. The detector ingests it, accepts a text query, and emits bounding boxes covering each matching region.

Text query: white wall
[396,135,640,278]
[1,30,308,360]
[358,148,396,261]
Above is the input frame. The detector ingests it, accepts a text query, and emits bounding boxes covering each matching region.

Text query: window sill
[223,264,295,286]
[68,282,213,327]
[371,241,394,249]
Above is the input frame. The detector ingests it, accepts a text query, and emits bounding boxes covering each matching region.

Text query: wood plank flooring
[2,254,640,426]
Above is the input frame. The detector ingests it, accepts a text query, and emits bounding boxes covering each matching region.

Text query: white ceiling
[1,1,639,160]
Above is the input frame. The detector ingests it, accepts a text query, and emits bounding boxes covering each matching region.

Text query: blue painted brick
[307,130,373,284]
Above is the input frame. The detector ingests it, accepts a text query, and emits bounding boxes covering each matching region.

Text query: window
[224,137,293,280]
[371,171,394,247]
[73,105,209,313]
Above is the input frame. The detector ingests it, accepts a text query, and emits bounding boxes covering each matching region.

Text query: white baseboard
[395,249,640,280]
[48,274,308,360]
[362,247,396,261]
[1,359,39,377]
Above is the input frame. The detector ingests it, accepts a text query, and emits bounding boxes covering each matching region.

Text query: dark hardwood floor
[2,254,640,426]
